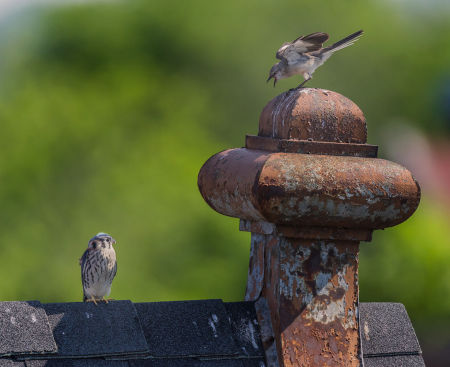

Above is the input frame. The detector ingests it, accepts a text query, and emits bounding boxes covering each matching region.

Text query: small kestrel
[80,232,117,305]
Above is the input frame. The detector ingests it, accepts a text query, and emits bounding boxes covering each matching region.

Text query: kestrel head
[88,232,116,250]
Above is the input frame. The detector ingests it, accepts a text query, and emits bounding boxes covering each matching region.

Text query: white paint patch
[85,312,93,319]
[237,318,260,351]
[304,265,356,329]
[247,321,259,350]
[10,316,16,325]
[364,321,370,341]
[208,317,218,338]
[211,313,218,323]
[31,313,37,323]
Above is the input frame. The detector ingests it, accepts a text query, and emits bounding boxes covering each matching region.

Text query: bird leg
[86,296,98,306]
[102,297,115,304]
[297,77,311,89]
[296,72,312,89]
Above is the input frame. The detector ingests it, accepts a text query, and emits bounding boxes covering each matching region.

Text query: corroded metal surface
[197,148,269,221]
[245,234,266,301]
[258,153,420,228]
[258,88,367,143]
[245,135,378,157]
[198,87,421,367]
[277,239,360,367]
[254,298,280,367]
[246,235,360,367]
[198,148,420,229]
[240,219,372,241]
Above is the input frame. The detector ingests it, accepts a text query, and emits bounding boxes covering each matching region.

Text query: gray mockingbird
[267,30,363,88]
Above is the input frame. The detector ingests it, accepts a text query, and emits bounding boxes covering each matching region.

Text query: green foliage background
[0,0,449,360]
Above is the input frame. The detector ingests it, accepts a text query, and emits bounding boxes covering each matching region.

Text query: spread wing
[276,32,329,63]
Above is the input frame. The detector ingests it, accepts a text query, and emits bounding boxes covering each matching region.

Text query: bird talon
[86,297,98,306]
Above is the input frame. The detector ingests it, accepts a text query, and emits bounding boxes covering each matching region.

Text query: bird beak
[267,74,277,87]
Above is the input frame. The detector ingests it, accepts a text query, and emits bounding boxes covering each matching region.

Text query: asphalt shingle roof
[224,302,264,358]
[134,300,240,357]
[0,359,24,367]
[0,301,56,357]
[360,303,422,356]
[363,355,426,367]
[26,361,128,367]
[0,300,424,366]
[360,303,425,367]
[42,301,148,358]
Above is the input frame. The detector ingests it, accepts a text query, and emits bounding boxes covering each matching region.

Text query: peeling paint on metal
[198,87,421,367]
[246,234,266,301]
[240,220,373,241]
[254,236,360,367]
[255,297,280,367]
[198,148,420,230]
[259,88,367,143]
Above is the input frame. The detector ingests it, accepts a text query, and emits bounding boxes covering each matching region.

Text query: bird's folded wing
[112,261,117,278]
[80,248,89,269]
[276,32,329,62]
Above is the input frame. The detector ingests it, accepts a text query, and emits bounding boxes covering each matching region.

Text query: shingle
[360,303,421,356]
[128,358,244,367]
[224,302,264,357]
[363,355,426,367]
[241,358,266,367]
[0,359,25,367]
[134,300,240,357]
[42,301,148,358]
[26,359,129,367]
[0,301,57,357]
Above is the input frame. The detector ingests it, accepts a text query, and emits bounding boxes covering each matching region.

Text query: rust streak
[198,88,421,367]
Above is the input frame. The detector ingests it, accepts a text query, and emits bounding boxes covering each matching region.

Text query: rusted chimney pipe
[198,88,420,367]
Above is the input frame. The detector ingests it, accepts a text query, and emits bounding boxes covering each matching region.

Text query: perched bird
[267,30,363,88]
[80,232,117,305]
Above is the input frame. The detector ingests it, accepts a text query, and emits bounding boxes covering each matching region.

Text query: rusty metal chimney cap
[259,88,367,143]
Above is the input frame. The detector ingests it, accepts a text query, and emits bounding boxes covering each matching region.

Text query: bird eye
[92,241,97,249]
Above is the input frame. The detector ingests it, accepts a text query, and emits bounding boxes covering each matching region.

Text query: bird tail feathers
[319,30,363,58]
